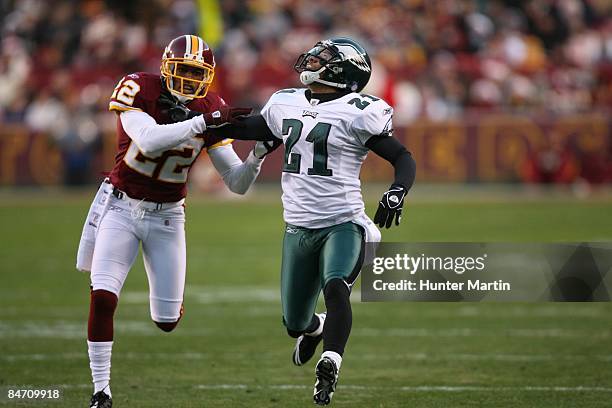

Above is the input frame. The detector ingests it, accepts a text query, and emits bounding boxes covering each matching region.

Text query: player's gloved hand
[157,91,198,122]
[203,107,252,129]
[158,90,252,127]
[253,139,283,159]
[374,183,407,228]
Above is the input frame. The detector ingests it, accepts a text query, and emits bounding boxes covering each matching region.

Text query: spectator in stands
[0,0,609,185]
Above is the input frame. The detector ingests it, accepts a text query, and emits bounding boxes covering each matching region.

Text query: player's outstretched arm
[207,143,269,194]
[158,90,252,129]
[365,135,416,228]
[208,114,278,142]
[159,92,275,141]
[120,110,208,155]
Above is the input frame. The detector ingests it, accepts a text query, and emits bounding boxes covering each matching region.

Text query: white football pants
[90,194,186,323]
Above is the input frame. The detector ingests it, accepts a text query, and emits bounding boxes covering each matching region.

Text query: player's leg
[320,222,364,358]
[141,207,186,332]
[314,222,365,405]
[281,225,325,362]
[88,207,140,405]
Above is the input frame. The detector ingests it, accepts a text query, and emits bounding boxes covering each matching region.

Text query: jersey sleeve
[108,74,148,113]
[205,135,234,151]
[259,93,285,140]
[351,99,394,145]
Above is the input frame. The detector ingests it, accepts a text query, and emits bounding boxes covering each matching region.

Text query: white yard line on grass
[3,352,612,363]
[4,303,609,320]
[195,384,612,393]
[122,287,280,305]
[6,383,612,393]
[1,321,610,339]
[354,327,611,338]
[0,352,212,362]
[360,353,612,362]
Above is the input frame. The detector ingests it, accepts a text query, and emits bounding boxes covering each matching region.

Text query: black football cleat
[293,313,326,366]
[313,357,338,405]
[89,390,112,408]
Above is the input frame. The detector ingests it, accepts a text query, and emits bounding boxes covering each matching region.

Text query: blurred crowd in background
[0,0,611,185]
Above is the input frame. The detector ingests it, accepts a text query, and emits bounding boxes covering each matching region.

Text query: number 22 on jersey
[123,142,199,184]
[112,77,200,184]
[111,79,141,106]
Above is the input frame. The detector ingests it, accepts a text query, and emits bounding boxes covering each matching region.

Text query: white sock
[321,350,342,371]
[88,340,113,397]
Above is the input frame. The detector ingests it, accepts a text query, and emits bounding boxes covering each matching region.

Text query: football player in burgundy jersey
[77,35,274,408]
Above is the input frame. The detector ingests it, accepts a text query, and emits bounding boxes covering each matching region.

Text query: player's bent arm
[208,144,263,195]
[120,110,207,155]
[365,135,416,190]
[209,115,278,142]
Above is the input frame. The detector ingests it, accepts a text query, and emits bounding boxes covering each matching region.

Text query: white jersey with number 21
[261,88,394,229]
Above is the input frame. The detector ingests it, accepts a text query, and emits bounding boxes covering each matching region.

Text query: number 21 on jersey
[282,119,333,176]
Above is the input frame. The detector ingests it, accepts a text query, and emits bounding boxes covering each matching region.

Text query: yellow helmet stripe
[190,35,198,56]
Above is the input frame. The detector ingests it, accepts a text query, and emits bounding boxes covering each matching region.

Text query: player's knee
[283,316,307,338]
[153,314,183,332]
[286,327,304,338]
[152,303,184,332]
[91,289,118,316]
[154,320,180,332]
[324,278,350,301]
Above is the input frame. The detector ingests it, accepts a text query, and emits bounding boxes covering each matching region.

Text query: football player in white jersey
[174,37,416,405]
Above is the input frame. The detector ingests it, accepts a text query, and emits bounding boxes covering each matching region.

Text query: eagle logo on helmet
[334,43,371,73]
[294,37,372,93]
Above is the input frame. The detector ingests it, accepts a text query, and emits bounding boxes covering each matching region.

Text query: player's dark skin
[303,52,337,94]
[175,64,206,94]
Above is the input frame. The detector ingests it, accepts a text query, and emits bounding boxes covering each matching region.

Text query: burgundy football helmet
[160,35,215,99]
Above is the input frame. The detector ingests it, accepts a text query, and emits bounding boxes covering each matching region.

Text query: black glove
[157,90,199,122]
[158,90,252,127]
[374,184,407,228]
[253,139,283,159]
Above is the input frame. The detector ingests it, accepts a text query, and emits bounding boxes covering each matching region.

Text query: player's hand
[158,90,252,127]
[158,91,200,122]
[253,139,283,159]
[157,89,177,109]
[374,184,407,228]
[203,107,252,129]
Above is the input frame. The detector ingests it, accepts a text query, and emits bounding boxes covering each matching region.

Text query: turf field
[1,186,611,407]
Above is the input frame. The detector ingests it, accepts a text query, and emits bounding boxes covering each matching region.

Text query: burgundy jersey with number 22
[108,72,229,202]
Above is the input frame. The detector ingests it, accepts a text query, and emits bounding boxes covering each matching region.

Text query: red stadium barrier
[1,113,610,185]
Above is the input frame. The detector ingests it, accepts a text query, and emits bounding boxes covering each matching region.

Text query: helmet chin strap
[300,66,347,90]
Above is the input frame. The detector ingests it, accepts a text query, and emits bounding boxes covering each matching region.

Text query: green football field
[1,186,611,407]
